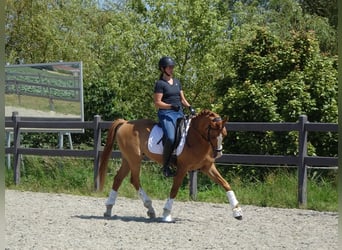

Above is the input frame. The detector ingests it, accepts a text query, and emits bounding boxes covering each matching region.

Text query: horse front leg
[226,190,243,220]
[162,170,187,222]
[162,198,174,222]
[202,163,243,220]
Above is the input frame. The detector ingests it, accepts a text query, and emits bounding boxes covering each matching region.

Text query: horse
[97,109,243,222]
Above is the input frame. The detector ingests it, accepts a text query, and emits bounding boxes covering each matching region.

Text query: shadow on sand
[72,214,178,223]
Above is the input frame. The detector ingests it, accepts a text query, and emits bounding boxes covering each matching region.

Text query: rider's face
[164,65,174,75]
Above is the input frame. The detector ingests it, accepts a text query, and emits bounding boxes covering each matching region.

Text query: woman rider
[153,56,196,177]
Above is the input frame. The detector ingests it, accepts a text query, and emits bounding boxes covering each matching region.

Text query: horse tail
[98,119,126,191]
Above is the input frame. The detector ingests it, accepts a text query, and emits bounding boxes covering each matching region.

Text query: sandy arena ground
[5,190,338,250]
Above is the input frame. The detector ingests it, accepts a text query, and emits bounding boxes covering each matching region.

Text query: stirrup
[162,166,176,177]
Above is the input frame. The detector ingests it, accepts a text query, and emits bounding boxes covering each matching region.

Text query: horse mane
[192,109,215,122]
[191,109,227,132]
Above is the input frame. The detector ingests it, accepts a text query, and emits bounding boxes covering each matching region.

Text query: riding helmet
[158,56,176,69]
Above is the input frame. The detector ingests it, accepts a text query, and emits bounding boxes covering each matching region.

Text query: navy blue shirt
[154,78,182,108]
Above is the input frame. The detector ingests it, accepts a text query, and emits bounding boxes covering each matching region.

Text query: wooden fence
[5,112,338,207]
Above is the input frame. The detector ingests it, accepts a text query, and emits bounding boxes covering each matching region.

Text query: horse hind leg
[104,189,117,217]
[138,188,156,219]
[128,158,156,219]
[103,159,130,217]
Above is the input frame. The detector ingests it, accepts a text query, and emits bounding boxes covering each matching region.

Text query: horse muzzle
[213,147,223,158]
[213,134,223,158]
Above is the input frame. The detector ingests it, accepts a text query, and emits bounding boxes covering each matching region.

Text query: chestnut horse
[97,109,242,222]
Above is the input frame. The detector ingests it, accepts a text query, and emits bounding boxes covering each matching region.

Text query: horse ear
[223,116,229,123]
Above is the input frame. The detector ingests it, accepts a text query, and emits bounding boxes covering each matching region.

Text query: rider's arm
[154,93,173,109]
[180,90,191,108]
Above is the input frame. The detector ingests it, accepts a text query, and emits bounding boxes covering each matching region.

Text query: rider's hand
[189,106,196,115]
[171,105,180,111]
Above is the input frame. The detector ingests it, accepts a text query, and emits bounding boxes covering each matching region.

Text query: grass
[5,155,338,212]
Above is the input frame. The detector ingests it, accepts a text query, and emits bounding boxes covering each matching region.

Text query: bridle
[191,116,225,157]
[207,117,224,156]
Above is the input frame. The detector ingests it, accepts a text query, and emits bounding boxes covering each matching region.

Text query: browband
[212,117,222,122]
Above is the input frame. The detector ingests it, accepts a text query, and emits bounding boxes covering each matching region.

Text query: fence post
[93,115,101,191]
[189,170,198,200]
[6,131,12,170]
[12,112,21,185]
[298,115,308,208]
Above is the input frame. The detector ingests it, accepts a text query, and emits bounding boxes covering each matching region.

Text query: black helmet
[158,56,176,69]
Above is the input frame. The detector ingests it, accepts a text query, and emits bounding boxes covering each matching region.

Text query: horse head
[191,109,228,158]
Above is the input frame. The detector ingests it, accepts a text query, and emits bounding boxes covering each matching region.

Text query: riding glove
[171,105,180,111]
[189,106,196,115]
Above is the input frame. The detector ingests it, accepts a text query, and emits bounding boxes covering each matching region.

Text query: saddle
[148,117,189,156]
[161,117,186,167]
[159,117,186,150]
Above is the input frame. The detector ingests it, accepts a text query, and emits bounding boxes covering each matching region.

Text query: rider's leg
[162,138,175,177]
[159,115,177,177]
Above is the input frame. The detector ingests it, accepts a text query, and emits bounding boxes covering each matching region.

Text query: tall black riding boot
[162,139,176,177]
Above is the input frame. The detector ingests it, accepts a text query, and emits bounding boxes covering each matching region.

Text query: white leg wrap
[162,198,174,222]
[138,188,149,203]
[138,188,156,219]
[163,198,174,211]
[226,190,239,208]
[105,189,118,206]
[138,188,152,208]
[227,190,243,220]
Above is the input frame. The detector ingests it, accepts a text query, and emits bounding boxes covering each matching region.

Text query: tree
[5,0,337,159]
[217,28,337,157]
[299,0,337,28]
[86,0,233,119]
[225,0,337,54]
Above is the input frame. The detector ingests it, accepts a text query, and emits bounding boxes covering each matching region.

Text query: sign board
[5,61,84,132]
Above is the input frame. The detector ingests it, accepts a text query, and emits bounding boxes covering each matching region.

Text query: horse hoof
[234,215,243,220]
[104,211,111,217]
[162,214,173,222]
[104,205,113,217]
[162,208,172,222]
[233,207,243,220]
[147,211,156,219]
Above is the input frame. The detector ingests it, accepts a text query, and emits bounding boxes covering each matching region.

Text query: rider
[153,56,196,177]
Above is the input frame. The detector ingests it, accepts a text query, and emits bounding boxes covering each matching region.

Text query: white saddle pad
[148,121,190,155]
